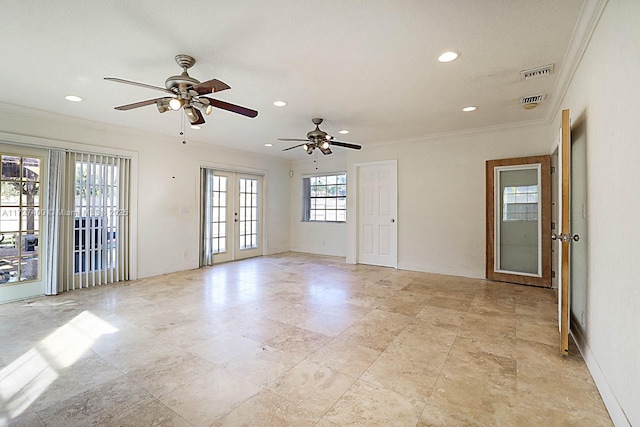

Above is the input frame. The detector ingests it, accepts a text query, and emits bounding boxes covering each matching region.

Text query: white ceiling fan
[105,54,258,125]
[280,118,361,155]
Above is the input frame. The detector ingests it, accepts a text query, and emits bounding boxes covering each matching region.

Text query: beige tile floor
[0,253,612,426]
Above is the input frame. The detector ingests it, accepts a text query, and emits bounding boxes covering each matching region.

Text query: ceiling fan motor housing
[165,72,200,92]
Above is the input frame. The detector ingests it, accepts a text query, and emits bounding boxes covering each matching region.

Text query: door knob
[391,219,395,223]
[555,233,580,242]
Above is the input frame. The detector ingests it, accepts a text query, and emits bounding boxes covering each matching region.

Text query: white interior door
[0,144,47,303]
[208,170,262,264]
[357,161,397,268]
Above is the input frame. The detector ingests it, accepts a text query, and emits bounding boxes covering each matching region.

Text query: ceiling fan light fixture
[306,146,315,155]
[156,100,171,113]
[204,104,213,115]
[184,106,199,123]
[321,141,330,149]
[302,144,308,151]
[169,98,183,110]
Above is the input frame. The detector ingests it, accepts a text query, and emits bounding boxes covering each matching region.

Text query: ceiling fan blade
[191,79,231,95]
[278,138,309,142]
[282,143,307,151]
[104,77,174,94]
[201,97,258,118]
[331,141,362,150]
[114,97,169,111]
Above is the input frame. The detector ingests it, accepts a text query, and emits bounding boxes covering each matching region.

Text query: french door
[201,169,262,265]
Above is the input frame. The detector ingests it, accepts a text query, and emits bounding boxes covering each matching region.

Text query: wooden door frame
[560,109,571,355]
[486,155,552,287]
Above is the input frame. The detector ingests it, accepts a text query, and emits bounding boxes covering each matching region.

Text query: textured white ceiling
[0,0,586,158]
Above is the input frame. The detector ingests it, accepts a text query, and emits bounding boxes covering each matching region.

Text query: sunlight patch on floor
[0,310,118,425]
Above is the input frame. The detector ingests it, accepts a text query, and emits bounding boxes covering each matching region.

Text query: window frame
[302,172,347,223]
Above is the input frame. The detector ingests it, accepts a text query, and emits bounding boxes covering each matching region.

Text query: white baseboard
[397,262,483,280]
[571,324,630,426]
[137,261,198,279]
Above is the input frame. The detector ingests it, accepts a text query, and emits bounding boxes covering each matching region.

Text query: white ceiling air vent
[520,64,554,80]
[520,94,546,109]
[520,94,546,104]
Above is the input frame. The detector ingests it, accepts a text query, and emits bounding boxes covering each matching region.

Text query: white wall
[0,105,291,279]
[345,124,550,278]
[289,154,348,257]
[551,0,640,424]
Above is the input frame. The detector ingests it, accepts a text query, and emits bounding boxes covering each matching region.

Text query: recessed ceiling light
[190,125,202,129]
[273,101,287,107]
[338,130,349,134]
[65,95,83,102]
[462,106,477,112]
[438,51,460,63]
[264,143,273,147]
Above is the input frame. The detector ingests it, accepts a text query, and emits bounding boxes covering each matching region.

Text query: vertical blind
[200,168,214,266]
[51,152,131,293]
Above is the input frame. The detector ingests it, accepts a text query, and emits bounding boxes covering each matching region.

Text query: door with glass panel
[234,174,261,260]
[486,155,551,287]
[0,145,47,303]
[203,170,262,264]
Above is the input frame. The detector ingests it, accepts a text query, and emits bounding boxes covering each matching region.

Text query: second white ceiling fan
[280,118,361,155]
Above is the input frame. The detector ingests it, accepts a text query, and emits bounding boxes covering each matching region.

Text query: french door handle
[234,219,239,222]
[552,233,580,242]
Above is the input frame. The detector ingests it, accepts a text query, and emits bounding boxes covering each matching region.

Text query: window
[302,173,346,222]
[0,155,41,283]
[503,185,539,221]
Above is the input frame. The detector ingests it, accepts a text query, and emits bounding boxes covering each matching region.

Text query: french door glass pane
[239,178,258,250]
[211,175,227,254]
